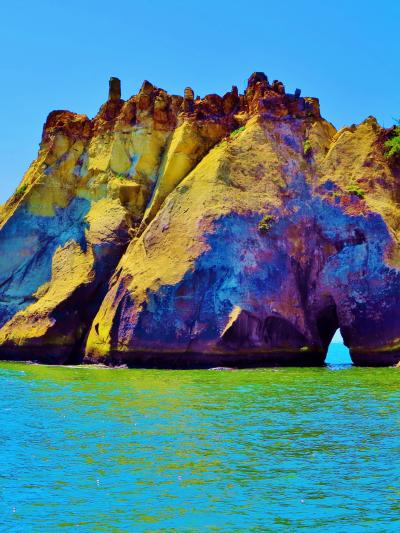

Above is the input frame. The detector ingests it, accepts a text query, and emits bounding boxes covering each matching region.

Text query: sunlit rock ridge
[1,72,399,367]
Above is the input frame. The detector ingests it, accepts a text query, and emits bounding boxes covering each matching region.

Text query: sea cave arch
[325,329,352,365]
[316,299,352,365]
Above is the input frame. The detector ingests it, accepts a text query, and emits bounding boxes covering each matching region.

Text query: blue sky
[0,0,399,203]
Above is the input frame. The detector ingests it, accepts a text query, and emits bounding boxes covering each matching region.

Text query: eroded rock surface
[1,74,399,366]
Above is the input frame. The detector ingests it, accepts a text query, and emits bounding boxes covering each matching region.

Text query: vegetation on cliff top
[14,183,28,199]
[384,124,400,159]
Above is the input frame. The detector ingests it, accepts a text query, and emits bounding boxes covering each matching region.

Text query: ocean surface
[1,343,399,532]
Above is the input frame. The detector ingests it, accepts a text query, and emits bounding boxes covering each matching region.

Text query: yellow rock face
[0,241,95,344]
[320,118,400,251]
[141,120,229,229]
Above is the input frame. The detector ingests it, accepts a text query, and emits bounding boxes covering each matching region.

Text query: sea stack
[0,73,399,367]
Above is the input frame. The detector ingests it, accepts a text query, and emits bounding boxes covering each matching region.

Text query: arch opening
[315,298,352,366]
[325,329,352,366]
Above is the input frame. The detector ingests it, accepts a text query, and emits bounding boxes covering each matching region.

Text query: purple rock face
[88,180,400,368]
[85,116,400,368]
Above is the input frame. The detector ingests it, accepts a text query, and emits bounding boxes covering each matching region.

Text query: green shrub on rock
[258,214,275,233]
[347,185,365,199]
[230,126,245,138]
[303,139,312,156]
[385,126,400,159]
[14,184,28,199]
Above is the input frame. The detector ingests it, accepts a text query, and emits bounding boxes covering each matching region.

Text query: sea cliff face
[1,73,399,366]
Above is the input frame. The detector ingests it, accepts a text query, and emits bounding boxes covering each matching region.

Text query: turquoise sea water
[1,345,400,532]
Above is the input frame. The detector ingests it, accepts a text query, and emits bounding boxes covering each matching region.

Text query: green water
[1,356,400,531]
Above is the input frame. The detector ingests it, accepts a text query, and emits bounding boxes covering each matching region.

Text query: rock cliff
[1,73,399,366]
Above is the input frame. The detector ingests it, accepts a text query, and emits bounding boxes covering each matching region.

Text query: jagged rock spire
[109,77,121,101]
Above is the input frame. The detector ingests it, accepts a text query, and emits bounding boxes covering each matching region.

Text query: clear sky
[0,0,399,203]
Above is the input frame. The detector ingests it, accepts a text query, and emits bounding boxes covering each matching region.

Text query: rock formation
[0,74,399,367]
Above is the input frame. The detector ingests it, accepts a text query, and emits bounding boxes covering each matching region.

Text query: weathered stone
[247,72,269,86]
[184,87,194,100]
[271,80,285,94]
[108,77,121,101]
[182,87,195,113]
[1,73,399,367]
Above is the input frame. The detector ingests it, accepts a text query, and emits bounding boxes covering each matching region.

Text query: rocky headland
[0,73,399,367]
